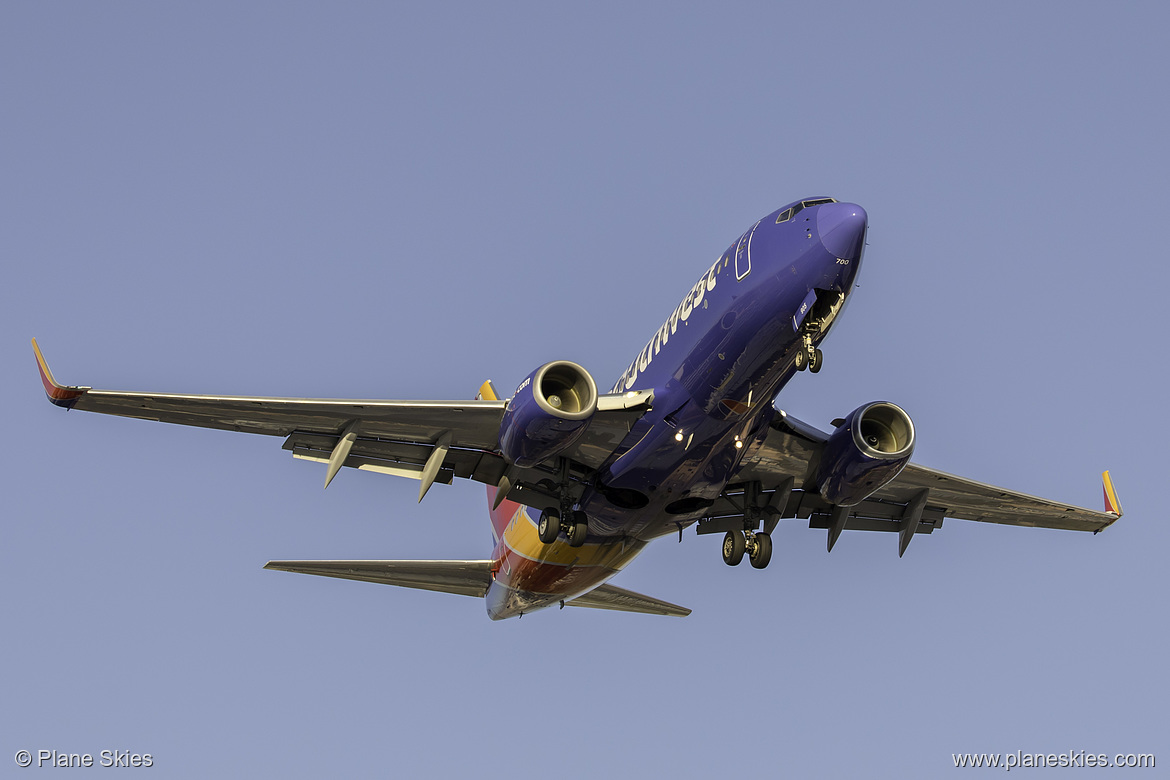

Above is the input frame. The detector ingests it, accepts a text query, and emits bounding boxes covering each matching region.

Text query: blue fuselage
[580,198,867,540]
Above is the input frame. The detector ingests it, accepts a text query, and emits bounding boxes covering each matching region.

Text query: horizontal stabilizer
[264,560,493,598]
[567,583,691,617]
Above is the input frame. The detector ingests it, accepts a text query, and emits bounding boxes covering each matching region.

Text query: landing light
[675,431,684,442]
[735,439,743,449]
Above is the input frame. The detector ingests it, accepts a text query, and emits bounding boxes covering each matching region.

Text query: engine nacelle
[497,361,598,468]
[816,402,915,507]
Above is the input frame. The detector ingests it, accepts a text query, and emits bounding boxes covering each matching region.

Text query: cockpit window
[776,198,836,224]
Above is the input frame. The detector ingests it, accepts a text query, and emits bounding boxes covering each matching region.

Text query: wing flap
[263,560,494,598]
[566,583,691,617]
[282,431,507,486]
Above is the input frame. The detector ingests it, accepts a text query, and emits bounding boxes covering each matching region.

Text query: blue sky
[3,3,1167,777]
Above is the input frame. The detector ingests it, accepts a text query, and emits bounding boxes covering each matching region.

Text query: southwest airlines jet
[33,198,1123,619]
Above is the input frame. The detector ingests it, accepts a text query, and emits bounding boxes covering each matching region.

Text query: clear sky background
[3,3,1167,777]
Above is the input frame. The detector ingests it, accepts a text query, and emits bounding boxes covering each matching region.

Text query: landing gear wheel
[722,531,746,566]
[809,348,823,374]
[538,509,560,544]
[794,349,807,371]
[749,532,773,569]
[567,513,589,547]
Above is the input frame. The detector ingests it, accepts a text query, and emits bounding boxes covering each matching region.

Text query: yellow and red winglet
[1102,470,1124,518]
[32,338,89,408]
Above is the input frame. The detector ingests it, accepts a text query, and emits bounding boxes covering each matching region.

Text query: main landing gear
[537,506,589,548]
[536,458,589,548]
[722,530,772,569]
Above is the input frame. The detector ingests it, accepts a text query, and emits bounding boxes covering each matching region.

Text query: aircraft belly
[580,395,776,540]
[580,223,853,543]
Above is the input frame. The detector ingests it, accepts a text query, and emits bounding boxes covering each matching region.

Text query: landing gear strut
[537,458,589,547]
[722,530,773,569]
[795,329,823,373]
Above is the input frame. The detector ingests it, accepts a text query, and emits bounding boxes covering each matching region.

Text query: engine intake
[817,401,914,506]
[497,361,598,467]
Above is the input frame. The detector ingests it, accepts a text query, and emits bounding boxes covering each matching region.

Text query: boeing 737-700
[33,197,1123,619]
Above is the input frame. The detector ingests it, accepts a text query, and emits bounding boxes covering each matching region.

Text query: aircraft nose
[817,202,867,262]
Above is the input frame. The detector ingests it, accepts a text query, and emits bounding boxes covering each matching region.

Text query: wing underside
[31,339,651,506]
[716,409,1120,554]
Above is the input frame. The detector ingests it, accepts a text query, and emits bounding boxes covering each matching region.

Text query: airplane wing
[716,408,1120,554]
[32,339,652,499]
[265,559,691,616]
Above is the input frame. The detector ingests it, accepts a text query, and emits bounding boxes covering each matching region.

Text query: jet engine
[816,402,915,506]
[497,361,599,468]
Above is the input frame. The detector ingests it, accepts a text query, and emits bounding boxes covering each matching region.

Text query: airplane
[32,197,1123,620]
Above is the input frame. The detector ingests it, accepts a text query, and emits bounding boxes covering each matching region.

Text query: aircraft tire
[567,518,589,547]
[722,531,746,566]
[750,532,773,569]
[809,349,823,373]
[538,509,560,544]
[795,350,806,371]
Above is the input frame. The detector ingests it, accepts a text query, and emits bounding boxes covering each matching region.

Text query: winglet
[1102,471,1123,518]
[31,338,89,408]
[476,380,499,402]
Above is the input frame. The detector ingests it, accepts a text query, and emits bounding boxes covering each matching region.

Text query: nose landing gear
[794,330,823,374]
[794,289,844,373]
